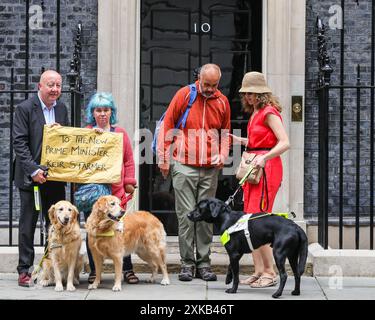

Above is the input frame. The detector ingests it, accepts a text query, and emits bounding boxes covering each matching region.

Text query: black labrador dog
[187,198,308,298]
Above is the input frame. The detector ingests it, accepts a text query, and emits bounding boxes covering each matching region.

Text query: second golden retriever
[38,200,83,291]
[85,195,170,291]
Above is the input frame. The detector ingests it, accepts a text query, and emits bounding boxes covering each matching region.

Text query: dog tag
[116,221,124,233]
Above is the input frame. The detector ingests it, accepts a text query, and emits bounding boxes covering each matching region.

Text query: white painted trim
[262,0,268,74]
[134,0,141,211]
[97,0,307,218]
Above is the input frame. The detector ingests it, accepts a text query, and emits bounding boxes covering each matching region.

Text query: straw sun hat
[239,71,272,94]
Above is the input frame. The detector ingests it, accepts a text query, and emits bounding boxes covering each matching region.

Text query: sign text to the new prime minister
[40,126,123,183]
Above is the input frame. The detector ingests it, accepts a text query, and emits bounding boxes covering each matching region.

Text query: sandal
[88,271,96,284]
[240,274,261,285]
[124,270,139,284]
[250,275,277,288]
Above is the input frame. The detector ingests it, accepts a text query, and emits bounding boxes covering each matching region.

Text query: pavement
[0,272,374,301]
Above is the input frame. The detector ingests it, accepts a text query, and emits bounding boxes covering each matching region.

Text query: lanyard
[33,186,41,211]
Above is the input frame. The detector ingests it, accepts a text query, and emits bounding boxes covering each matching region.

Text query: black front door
[140,0,262,234]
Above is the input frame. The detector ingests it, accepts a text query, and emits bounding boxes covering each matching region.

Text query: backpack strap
[176,83,197,129]
[151,83,197,155]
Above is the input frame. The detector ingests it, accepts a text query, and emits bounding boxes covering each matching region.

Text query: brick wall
[0,0,98,221]
[305,0,373,221]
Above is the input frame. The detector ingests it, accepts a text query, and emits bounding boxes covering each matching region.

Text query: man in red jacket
[157,64,231,281]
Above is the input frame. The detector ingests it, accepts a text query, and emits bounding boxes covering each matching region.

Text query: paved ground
[1,272,374,301]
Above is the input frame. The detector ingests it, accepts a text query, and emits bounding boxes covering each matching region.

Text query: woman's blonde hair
[240,92,282,114]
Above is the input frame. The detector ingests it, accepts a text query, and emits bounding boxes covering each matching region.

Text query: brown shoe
[18,272,32,287]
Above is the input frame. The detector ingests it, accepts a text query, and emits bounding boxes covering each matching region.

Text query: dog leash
[116,188,138,232]
[31,226,66,282]
[31,246,49,283]
[226,164,268,213]
[259,169,269,212]
[122,188,137,215]
[225,165,257,206]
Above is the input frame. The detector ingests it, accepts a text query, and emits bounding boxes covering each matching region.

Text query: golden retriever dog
[85,195,170,291]
[38,200,83,291]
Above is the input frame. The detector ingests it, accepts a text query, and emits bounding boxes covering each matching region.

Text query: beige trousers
[171,161,219,269]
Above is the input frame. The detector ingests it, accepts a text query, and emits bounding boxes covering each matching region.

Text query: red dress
[243,105,283,213]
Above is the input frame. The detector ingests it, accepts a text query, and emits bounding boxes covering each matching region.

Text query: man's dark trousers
[17,181,65,274]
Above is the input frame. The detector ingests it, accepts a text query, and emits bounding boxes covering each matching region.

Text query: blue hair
[85,92,118,125]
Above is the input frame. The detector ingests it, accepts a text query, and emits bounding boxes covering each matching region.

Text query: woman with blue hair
[85,92,118,126]
[83,92,139,284]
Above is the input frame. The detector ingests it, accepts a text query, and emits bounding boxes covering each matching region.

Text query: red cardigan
[86,125,136,203]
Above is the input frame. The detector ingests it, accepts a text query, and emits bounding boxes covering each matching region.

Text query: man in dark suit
[13,70,69,287]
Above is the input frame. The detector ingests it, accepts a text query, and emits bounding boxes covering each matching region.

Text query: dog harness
[220,213,290,250]
[220,214,255,250]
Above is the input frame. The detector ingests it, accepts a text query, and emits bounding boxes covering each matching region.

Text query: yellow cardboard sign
[40,126,123,183]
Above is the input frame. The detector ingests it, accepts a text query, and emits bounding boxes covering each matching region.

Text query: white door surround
[97,0,306,222]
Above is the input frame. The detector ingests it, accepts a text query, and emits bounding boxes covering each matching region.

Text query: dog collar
[96,216,126,237]
[50,242,63,250]
[96,230,115,237]
[107,210,126,222]
[107,214,121,222]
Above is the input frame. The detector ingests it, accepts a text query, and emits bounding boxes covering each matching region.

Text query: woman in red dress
[232,72,290,288]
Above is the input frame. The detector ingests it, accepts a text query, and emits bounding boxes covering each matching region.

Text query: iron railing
[0,21,83,246]
[316,15,374,249]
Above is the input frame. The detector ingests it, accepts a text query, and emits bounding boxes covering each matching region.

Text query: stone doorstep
[102,236,313,275]
[103,253,314,276]
[308,243,375,277]
[0,239,314,276]
[3,234,375,277]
